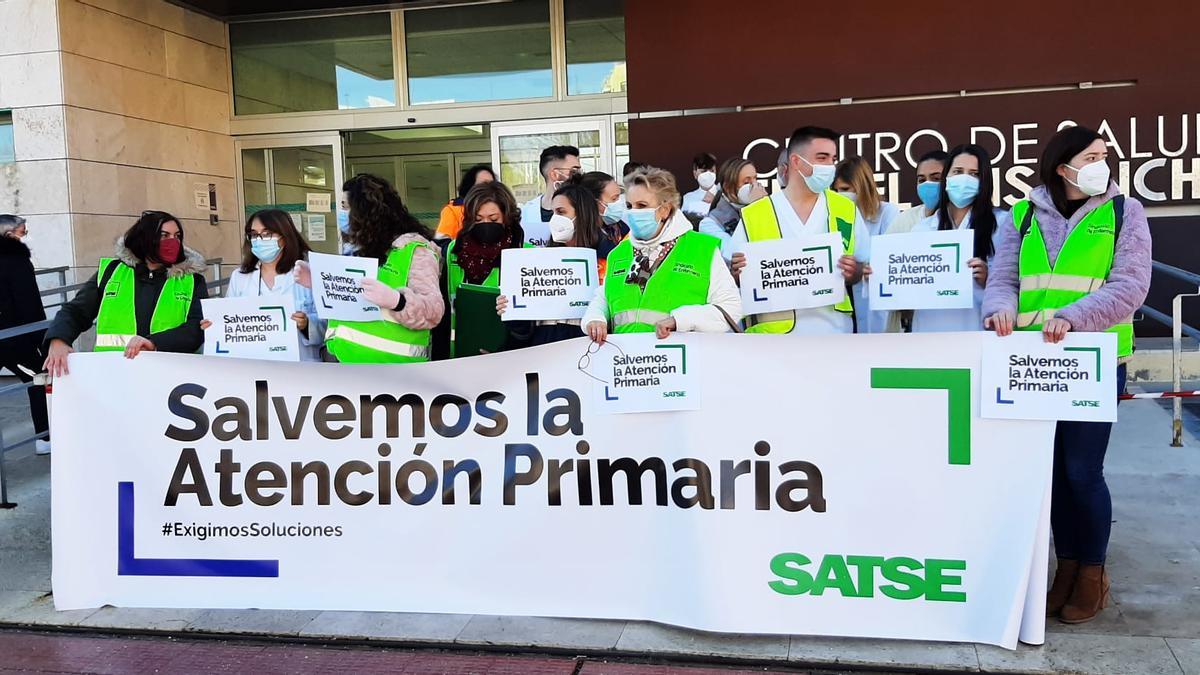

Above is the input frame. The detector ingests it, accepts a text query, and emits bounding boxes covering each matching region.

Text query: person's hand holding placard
[869,230,975,310]
[736,232,845,313]
[309,252,380,322]
[202,295,299,362]
[498,247,598,321]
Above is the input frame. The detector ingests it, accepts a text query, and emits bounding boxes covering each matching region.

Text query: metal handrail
[32,266,68,277]
[0,267,232,508]
[1154,260,1200,287]
[1141,260,1200,447]
[1139,305,1200,342]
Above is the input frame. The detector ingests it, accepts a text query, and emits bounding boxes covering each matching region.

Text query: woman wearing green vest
[432,181,525,359]
[43,211,208,376]
[983,125,1152,624]
[298,174,443,364]
[582,166,742,342]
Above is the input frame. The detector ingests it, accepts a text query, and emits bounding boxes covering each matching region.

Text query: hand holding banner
[309,252,380,322]
[738,232,846,313]
[869,230,975,310]
[499,247,598,321]
[980,331,1118,422]
[202,295,299,362]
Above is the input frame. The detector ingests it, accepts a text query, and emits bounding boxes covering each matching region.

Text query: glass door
[490,118,613,205]
[236,133,345,255]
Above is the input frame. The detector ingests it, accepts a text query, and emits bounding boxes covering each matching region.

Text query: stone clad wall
[56,0,239,270]
[0,0,72,270]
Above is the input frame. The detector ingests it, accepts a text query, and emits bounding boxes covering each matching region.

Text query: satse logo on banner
[738,232,845,313]
[869,230,975,311]
[201,295,298,362]
[980,332,1117,423]
[499,248,598,321]
[308,252,379,322]
[587,334,700,414]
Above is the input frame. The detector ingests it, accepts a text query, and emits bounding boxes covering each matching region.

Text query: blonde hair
[623,166,680,208]
[835,156,882,222]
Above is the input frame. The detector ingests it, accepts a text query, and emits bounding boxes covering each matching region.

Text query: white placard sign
[588,333,701,414]
[523,219,551,248]
[981,332,1118,422]
[499,247,598,321]
[308,251,380,322]
[738,232,846,313]
[306,214,326,242]
[870,230,975,310]
[201,295,299,362]
[305,192,331,212]
[51,334,1056,649]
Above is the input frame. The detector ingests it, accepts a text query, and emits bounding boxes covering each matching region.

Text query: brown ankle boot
[1060,564,1110,623]
[1046,559,1079,617]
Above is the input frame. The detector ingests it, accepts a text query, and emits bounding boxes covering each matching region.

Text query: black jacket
[0,236,48,355]
[44,238,209,354]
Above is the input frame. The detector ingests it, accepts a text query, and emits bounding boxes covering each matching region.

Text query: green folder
[454,283,507,357]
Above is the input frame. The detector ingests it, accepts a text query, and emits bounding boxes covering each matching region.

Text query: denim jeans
[1050,363,1127,565]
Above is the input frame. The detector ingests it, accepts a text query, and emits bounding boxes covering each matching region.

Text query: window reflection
[231,14,395,115]
[565,0,626,96]
[405,0,553,105]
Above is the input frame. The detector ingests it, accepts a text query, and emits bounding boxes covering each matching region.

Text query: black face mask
[471,221,505,245]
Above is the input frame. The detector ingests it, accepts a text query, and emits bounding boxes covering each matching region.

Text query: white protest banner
[499,247,597,321]
[869,230,975,311]
[308,252,379,322]
[738,232,845,313]
[587,333,701,414]
[52,333,1055,650]
[980,332,1118,423]
[201,296,298,362]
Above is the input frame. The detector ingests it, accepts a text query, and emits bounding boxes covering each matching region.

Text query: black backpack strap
[1112,194,1125,242]
[1018,201,1035,240]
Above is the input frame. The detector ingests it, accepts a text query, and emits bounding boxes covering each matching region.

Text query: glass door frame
[489,116,615,180]
[234,132,346,229]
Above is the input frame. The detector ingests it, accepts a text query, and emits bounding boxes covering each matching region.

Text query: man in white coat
[519,145,581,247]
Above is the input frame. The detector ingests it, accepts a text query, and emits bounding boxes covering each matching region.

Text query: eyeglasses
[246,232,280,242]
[577,339,625,386]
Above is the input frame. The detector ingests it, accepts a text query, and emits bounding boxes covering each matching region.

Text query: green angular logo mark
[870,368,972,465]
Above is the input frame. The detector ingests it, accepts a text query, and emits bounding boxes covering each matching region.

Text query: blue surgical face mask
[626,207,662,240]
[336,210,351,234]
[602,198,626,225]
[916,181,941,211]
[798,155,836,193]
[945,174,980,208]
[250,238,281,263]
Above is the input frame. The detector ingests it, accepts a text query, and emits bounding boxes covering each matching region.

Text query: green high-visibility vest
[1013,196,1133,358]
[740,190,857,333]
[94,258,194,352]
[604,230,720,333]
[325,242,433,364]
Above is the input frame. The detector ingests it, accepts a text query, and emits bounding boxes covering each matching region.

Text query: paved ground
[1,375,1199,674]
[1,629,876,675]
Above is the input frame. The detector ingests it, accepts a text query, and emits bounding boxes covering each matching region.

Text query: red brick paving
[580,663,809,675]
